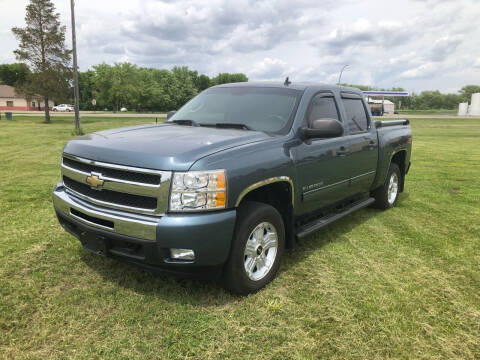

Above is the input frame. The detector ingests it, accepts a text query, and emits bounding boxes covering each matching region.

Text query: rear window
[342,98,369,133]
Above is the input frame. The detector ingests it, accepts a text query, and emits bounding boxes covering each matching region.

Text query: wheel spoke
[253,226,264,242]
[256,253,266,269]
[245,257,256,276]
[244,241,257,257]
[263,232,277,250]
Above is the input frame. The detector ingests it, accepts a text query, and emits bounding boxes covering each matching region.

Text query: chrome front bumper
[53,183,159,241]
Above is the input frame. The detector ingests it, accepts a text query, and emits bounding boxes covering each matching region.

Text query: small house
[0,84,54,111]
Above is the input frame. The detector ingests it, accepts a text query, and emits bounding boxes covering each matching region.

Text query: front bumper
[53,183,237,272]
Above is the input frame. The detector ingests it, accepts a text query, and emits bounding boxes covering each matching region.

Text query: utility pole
[70,0,81,134]
[337,64,349,85]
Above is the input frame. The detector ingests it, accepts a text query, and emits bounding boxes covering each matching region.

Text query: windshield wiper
[212,123,252,130]
[173,120,252,130]
[171,119,200,127]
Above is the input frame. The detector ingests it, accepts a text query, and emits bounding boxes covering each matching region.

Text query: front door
[295,92,352,215]
[341,93,378,195]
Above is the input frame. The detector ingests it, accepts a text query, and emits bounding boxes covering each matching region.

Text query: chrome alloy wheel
[243,222,278,281]
[387,172,399,204]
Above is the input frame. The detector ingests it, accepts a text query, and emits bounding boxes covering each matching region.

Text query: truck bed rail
[375,119,410,128]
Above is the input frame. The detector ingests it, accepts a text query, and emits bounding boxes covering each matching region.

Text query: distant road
[6,110,480,119]
[7,110,167,118]
[377,114,480,119]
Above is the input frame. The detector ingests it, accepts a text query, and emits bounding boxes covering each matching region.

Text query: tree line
[3,60,479,112]
[77,64,248,112]
[340,83,480,110]
[0,62,248,112]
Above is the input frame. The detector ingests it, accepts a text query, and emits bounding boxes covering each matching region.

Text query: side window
[307,94,339,125]
[342,98,369,133]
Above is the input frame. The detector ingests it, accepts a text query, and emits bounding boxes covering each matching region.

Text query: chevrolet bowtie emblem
[86,174,104,189]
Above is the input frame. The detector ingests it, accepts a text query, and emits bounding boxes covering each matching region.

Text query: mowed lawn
[0,115,479,359]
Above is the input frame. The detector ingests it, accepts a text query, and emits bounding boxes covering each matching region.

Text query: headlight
[169,170,226,212]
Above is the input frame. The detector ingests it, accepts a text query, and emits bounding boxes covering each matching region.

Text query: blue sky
[1,0,479,93]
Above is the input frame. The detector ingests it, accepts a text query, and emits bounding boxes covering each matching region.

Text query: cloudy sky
[1,0,479,92]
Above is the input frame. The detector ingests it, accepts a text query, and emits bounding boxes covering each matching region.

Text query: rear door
[295,92,352,215]
[341,93,378,195]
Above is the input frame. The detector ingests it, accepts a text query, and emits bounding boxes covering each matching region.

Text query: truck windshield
[168,87,302,134]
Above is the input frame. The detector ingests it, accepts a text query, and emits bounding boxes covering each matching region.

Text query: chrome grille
[61,154,171,215]
[63,177,158,209]
[62,157,161,185]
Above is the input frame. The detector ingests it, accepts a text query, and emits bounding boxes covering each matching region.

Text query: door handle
[337,146,350,156]
[367,141,376,150]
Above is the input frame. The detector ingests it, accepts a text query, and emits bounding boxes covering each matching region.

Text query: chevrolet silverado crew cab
[53,82,412,294]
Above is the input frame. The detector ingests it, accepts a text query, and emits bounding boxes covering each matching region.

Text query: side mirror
[302,118,344,139]
[167,110,177,120]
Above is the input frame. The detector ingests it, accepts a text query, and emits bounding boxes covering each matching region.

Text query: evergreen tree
[12,0,71,122]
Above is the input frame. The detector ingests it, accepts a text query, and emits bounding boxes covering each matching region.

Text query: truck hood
[63,123,273,171]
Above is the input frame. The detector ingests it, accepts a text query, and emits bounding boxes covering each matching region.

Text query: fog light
[170,248,195,261]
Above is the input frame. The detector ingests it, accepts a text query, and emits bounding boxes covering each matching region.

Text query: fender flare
[235,176,295,208]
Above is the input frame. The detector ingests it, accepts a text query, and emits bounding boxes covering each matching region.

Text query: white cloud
[250,58,290,79]
[474,58,480,69]
[399,63,439,79]
[430,36,462,62]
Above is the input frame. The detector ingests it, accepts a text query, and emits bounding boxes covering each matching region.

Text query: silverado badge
[86,174,104,189]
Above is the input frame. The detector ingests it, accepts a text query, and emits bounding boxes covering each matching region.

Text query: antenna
[284,77,291,86]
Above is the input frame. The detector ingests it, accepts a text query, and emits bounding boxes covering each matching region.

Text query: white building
[362,91,409,116]
[470,93,480,115]
[366,99,395,116]
[458,93,480,116]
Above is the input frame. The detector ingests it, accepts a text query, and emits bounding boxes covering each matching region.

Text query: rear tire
[372,163,401,210]
[223,201,285,295]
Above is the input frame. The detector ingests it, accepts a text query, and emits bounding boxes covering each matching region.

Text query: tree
[197,74,211,91]
[339,83,374,91]
[171,66,198,108]
[0,63,31,87]
[93,62,140,111]
[459,85,480,102]
[12,0,71,123]
[78,70,95,110]
[211,73,248,85]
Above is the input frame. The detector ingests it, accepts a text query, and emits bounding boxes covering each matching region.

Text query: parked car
[53,82,412,294]
[52,104,74,112]
[120,107,128,112]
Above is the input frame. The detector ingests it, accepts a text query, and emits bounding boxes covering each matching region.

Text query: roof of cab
[212,81,363,94]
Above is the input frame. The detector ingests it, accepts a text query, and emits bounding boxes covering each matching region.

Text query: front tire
[372,163,401,209]
[223,202,285,295]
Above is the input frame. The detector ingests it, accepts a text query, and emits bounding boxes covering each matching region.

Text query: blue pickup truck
[53,82,412,294]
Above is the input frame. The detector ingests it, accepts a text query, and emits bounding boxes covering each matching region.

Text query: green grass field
[1,115,479,359]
